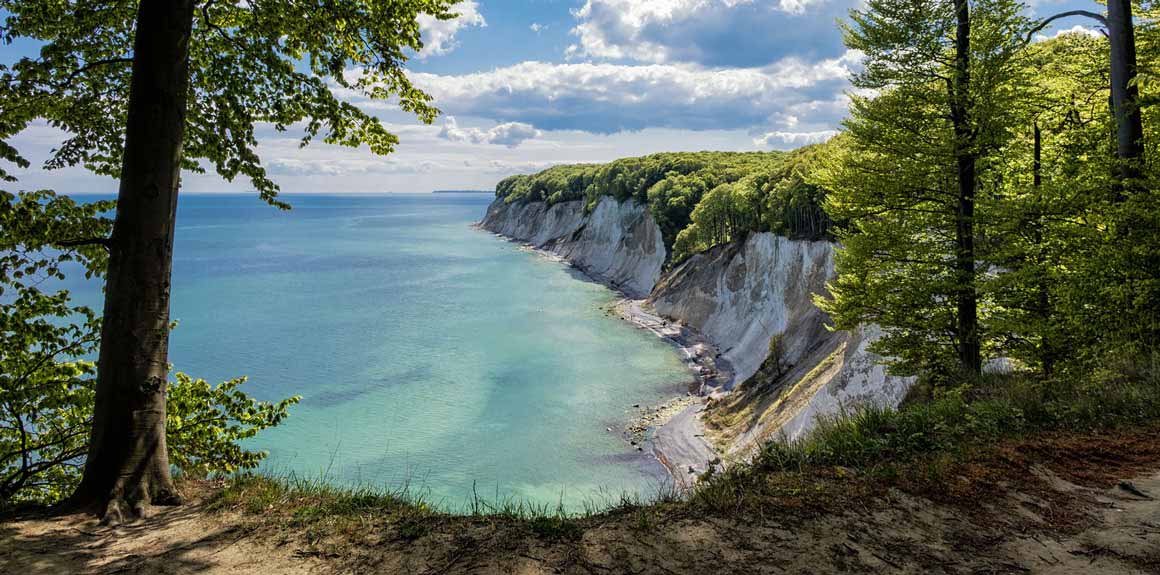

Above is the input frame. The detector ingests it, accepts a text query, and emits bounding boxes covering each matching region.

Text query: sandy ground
[3,469,1158,574]
[5,429,1159,575]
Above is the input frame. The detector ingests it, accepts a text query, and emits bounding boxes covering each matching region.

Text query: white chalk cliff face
[651,234,835,388]
[480,197,913,450]
[481,196,665,298]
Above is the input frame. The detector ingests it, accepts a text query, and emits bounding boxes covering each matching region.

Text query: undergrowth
[210,357,1160,538]
[690,357,1160,512]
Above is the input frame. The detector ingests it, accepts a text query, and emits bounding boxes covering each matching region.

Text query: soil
[3,427,1160,574]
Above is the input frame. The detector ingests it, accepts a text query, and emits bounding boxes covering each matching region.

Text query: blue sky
[4,0,1101,194]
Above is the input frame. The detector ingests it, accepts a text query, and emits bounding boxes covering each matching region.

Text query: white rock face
[650,233,835,388]
[480,196,666,298]
[776,325,915,442]
[647,232,914,442]
[482,199,914,448]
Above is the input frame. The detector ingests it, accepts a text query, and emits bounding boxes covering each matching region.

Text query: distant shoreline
[475,221,721,490]
[432,190,493,194]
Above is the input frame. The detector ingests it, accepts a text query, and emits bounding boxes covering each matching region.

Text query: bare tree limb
[1026,10,1109,44]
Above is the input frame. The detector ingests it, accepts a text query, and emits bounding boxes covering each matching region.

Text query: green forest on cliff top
[496,23,1160,393]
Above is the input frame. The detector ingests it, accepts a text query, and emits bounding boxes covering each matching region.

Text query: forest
[494,147,833,260]
[499,12,1159,389]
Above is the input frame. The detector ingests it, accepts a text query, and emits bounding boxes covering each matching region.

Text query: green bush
[753,364,1160,473]
[166,373,300,479]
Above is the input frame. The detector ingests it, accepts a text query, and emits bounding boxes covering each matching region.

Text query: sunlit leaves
[0,0,455,206]
[0,190,110,503]
[166,373,300,479]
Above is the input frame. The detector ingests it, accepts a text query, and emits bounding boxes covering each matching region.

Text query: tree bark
[68,0,195,523]
[951,0,982,377]
[1106,0,1145,193]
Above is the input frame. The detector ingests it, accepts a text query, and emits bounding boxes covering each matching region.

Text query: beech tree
[817,0,1029,379]
[1,0,455,521]
[1029,0,1147,191]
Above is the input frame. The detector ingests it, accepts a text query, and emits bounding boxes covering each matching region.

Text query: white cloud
[438,116,543,147]
[530,23,547,34]
[408,52,860,132]
[1033,24,1103,43]
[567,0,838,65]
[416,1,487,59]
[753,129,837,148]
[8,120,841,195]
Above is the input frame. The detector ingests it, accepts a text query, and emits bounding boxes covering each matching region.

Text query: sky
[3,0,1100,194]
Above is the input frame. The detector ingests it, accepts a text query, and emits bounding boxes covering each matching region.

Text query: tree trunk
[1036,4,1144,192]
[1032,122,1054,378]
[952,0,982,377]
[68,0,195,523]
[1106,0,1145,192]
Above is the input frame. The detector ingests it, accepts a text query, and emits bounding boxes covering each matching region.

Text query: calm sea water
[69,193,691,510]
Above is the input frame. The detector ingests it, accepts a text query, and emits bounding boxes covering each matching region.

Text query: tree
[1031,1,1147,191]
[817,0,1029,379]
[0,191,298,507]
[1,0,456,520]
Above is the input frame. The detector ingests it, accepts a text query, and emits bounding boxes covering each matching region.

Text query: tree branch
[1026,10,1109,44]
[54,237,110,249]
[54,57,134,90]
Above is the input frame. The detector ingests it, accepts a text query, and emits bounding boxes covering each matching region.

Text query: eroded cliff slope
[479,197,912,457]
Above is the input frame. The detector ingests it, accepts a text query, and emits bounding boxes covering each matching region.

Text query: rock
[1120,480,1153,499]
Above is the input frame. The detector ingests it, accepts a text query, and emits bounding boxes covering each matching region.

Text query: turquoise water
[71,193,692,510]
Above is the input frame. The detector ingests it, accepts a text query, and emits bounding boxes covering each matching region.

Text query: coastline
[612,300,726,485]
[475,222,724,487]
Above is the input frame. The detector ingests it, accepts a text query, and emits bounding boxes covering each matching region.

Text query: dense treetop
[494,148,834,260]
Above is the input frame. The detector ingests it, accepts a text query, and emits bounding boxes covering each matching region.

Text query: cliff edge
[479,196,913,465]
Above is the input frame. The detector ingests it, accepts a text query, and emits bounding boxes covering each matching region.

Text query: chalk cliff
[479,196,913,458]
[481,196,664,299]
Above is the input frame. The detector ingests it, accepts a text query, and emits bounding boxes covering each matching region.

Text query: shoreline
[476,223,724,486]
[612,300,726,484]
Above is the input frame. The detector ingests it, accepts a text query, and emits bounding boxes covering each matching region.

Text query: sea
[65,193,693,511]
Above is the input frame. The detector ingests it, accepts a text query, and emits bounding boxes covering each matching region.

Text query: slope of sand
[5,428,1159,574]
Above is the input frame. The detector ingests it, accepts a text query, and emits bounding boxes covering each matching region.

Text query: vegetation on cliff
[816,2,1159,387]
[494,149,833,258]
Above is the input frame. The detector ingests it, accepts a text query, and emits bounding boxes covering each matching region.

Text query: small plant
[397,517,428,541]
[766,333,789,379]
[528,515,583,541]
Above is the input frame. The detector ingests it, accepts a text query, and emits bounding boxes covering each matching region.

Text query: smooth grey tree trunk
[1034,2,1145,193]
[69,0,196,523]
[1106,0,1145,191]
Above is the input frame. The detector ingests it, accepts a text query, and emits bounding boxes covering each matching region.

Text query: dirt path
[1000,470,1160,574]
[0,504,322,575]
[4,431,1159,574]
